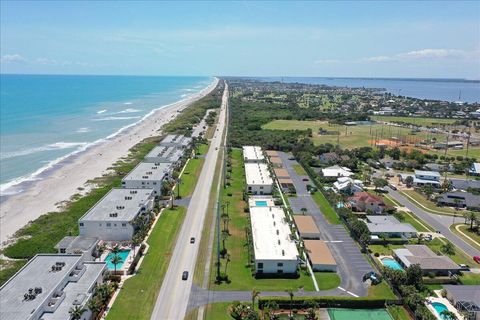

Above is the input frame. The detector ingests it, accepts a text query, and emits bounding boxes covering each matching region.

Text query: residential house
[413,170,441,188]
[321,165,353,178]
[443,285,480,320]
[393,245,461,276]
[365,215,417,239]
[348,192,386,214]
[319,152,341,164]
[333,177,364,194]
[470,163,480,176]
[437,191,480,211]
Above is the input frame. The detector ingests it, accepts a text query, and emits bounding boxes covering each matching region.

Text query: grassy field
[426,238,475,265]
[106,207,186,320]
[0,259,26,286]
[388,305,412,320]
[311,191,342,224]
[395,211,433,232]
[293,164,308,176]
[371,116,456,126]
[450,224,480,251]
[262,120,447,149]
[210,149,317,291]
[367,282,397,299]
[315,272,341,289]
[460,272,480,285]
[401,190,456,215]
[197,303,231,320]
[179,143,209,197]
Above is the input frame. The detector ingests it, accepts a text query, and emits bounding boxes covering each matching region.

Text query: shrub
[374,252,380,257]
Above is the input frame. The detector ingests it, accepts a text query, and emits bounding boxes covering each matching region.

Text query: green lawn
[311,191,342,224]
[179,143,209,197]
[394,211,432,232]
[369,244,405,256]
[371,116,456,126]
[314,272,341,290]
[426,238,475,265]
[262,119,326,131]
[401,190,456,215]
[0,259,27,287]
[450,224,480,251]
[106,207,186,320]
[199,303,231,320]
[367,282,397,299]
[210,149,316,291]
[459,272,480,285]
[388,305,412,320]
[293,164,308,176]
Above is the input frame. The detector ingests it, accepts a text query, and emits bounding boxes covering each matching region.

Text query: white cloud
[0,54,27,63]
[362,55,393,62]
[362,48,479,62]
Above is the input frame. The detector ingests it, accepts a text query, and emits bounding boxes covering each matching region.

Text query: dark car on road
[182,271,189,280]
[190,237,195,244]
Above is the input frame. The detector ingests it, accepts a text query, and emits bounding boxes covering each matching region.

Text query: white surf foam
[76,127,90,133]
[124,102,132,105]
[116,108,141,114]
[93,116,142,121]
[1,142,89,160]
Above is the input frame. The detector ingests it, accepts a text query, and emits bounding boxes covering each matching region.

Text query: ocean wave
[124,102,132,105]
[116,108,141,114]
[97,109,107,114]
[93,116,142,121]
[0,142,89,160]
[0,77,219,196]
[181,93,188,98]
[76,127,90,133]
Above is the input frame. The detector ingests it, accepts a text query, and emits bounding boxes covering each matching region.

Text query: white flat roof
[242,146,265,162]
[145,145,184,163]
[80,188,154,222]
[160,134,192,147]
[245,163,273,186]
[0,254,104,320]
[250,206,299,261]
[122,162,171,182]
[415,170,441,177]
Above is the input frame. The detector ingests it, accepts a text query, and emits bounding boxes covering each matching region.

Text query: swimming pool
[432,302,449,320]
[255,200,268,207]
[104,249,130,270]
[381,258,403,271]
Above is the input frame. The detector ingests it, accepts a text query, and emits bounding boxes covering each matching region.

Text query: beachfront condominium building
[250,205,299,275]
[79,188,155,241]
[245,162,273,195]
[121,162,172,195]
[143,145,185,167]
[0,254,106,320]
[159,134,192,149]
[242,146,265,163]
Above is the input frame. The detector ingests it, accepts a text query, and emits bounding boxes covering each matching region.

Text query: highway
[150,82,228,320]
[387,188,480,258]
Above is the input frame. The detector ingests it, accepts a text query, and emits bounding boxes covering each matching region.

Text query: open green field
[262,120,447,149]
[106,207,186,320]
[210,149,318,291]
[427,147,480,159]
[371,116,456,126]
[311,190,342,224]
[179,143,209,197]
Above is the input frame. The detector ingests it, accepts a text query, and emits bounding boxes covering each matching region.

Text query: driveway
[277,152,372,297]
[387,188,480,258]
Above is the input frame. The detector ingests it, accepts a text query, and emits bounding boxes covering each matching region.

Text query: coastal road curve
[387,187,480,258]
[150,82,228,320]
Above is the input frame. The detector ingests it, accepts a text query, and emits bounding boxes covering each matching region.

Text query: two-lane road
[150,82,228,320]
[387,188,480,258]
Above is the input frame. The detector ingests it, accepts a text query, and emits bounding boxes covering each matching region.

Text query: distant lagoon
[257,77,480,103]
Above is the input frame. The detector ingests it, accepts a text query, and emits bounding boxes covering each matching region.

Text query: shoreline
[0,77,219,247]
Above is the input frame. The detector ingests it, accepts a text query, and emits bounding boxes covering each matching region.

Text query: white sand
[0,78,219,247]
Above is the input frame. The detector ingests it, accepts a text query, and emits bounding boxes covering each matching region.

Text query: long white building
[0,254,106,320]
[121,162,171,195]
[144,145,184,166]
[245,163,273,195]
[242,146,265,163]
[159,134,192,149]
[250,205,299,275]
[79,188,155,241]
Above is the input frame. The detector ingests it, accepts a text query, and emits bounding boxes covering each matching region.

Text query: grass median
[450,224,480,251]
[401,190,456,215]
[179,143,209,198]
[106,206,186,320]
[311,191,341,224]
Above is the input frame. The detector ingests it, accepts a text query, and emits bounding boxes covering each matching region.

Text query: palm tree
[69,305,86,320]
[110,255,123,275]
[221,230,229,255]
[468,211,478,230]
[111,245,120,256]
[176,178,182,199]
[251,288,260,311]
[285,289,294,319]
[305,308,318,320]
[86,298,101,320]
[224,253,231,275]
[264,301,279,320]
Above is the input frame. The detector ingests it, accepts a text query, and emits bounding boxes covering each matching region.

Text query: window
[60,249,66,253]
[79,222,84,227]
[257,263,263,269]
[260,186,263,189]
[277,270,283,274]
[248,186,252,191]
[106,223,111,227]
[277,263,283,267]
[153,182,157,185]
[114,224,117,227]
[122,223,127,227]
[142,182,145,185]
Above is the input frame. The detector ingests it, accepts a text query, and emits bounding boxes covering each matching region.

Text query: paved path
[277,152,372,297]
[150,82,228,320]
[387,188,480,258]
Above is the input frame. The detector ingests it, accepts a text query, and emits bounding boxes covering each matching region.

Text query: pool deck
[99,245,139,275]
[425,290,464,320]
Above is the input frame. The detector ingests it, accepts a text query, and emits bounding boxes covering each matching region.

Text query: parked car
[459,264,470,271]
[182,271,189,280]
[302,178,309,181]
[474,256,480,264]
[389,184,397,191]
[190,237,195,244]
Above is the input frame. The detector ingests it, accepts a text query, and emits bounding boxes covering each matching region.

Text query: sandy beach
[0,78,218,247]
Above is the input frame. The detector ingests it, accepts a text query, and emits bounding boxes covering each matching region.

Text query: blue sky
[1,1,479,78]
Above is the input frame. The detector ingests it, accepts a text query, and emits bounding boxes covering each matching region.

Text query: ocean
[0,75,214,195]
[258,77,480,103]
